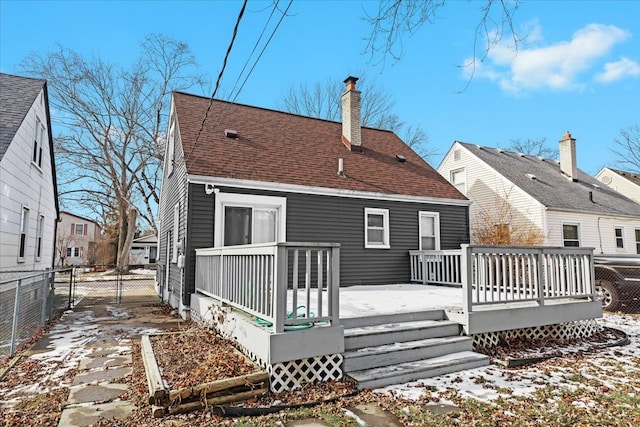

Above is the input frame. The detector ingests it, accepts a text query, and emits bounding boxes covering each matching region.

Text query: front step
[348,351,490,390]
[343,335,472,372]
[344,319,461,350]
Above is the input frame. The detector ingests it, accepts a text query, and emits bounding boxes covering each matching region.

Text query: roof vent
[518,152,526,157]
[225,129,238,139]
[497,148,505,153]
[476,145,484,150]
[592,183,600,189]
[526,173,537,181]
[396,154,406,162]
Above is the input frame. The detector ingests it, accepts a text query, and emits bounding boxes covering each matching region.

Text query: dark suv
[594,255,640,311]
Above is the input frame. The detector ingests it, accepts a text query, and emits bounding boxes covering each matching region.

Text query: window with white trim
[72,223,87,235]
[419,211,440,250]
[365,208,390,249]
[214,193,286,247]
[35,215,44,260]
[32,117,44,167]
[18,207,29,260]
[450,168,466,194]
[635,229,640,254]
[172,203,179,263]
[562,223,580,247]
[614,226,624,249]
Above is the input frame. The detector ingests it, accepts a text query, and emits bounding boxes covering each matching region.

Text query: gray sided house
[158,77,470,316]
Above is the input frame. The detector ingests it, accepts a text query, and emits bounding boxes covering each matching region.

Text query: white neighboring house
[56,211,102,266]
[438,131,640,255]
[0,73,59,271]
[128,234,158,267]
[595,167,640,205]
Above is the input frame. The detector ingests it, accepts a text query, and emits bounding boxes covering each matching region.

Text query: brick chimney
[341,76,362,152]
[559,131,578,181]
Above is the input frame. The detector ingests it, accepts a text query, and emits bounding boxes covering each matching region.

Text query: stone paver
[425,403,462,415]
[286,419,332,427]
[72,366,132,385]
[58,401,136,427]
[67,383,129,404]
[346,403,403,426]
[78,354,132,370]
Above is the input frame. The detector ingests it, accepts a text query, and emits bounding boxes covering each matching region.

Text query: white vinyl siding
[364,208,390,249]
[596,167,640,204]
[438,142,545,245]
[546,211,640,255]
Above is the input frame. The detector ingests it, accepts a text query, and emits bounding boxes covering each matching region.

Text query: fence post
[10,279,23,357]
[40,271,48,324]
[330,246,340,327]
[67,268,73,308]
[461,244,473,314]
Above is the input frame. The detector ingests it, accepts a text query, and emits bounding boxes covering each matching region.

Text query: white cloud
[471,23,631,93]
[595,57,640,82]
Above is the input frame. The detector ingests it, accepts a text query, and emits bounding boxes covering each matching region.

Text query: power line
[185,0,293,165]
[190,0,248,156]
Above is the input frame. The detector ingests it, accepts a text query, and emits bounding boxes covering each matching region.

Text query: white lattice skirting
[268,354,344,393]
[472,319,602,349]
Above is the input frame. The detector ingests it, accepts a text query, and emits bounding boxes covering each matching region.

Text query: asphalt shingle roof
[175,91,466,201]
[0,73,46,161]
[458,142,640,218]
[609,168,640,188]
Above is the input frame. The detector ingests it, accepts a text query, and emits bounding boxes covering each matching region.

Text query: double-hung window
[614,227,624,249]
[35,215,44,260]
[364,208,390,249]
[215,193,286,247]
[450,168,466,194]
[18,207,29,260]
[562,223,580,247]
[636,229,640,254]
[419,212,440,250]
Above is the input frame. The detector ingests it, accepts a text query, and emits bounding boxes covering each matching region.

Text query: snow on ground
[376,311,640,404]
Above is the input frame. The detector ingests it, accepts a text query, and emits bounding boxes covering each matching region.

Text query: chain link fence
[595,255,640,313]
[72,265,159,306]
[0,269,73,357]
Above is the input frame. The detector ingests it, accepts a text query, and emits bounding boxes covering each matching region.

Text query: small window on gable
[166,119,176,176]
[32,117,44,167]
[74,223,86,235]
[450,168,466,194]
[419,212,440,250]
[453,149,461,161]
[615,227,624,249]
[365,208,390,249]
[562,223,580,247]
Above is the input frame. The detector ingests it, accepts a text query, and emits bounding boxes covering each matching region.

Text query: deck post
[330,246,340,326]
[273,244,287,333]
[461,244,473,314]
[536,248,544,306]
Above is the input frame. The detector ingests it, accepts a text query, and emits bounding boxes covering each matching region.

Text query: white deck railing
[411,245,596,312]
[195,242,340,333]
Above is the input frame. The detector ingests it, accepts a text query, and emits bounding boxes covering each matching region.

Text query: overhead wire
[184,0,293,165]
[189,0,248,160]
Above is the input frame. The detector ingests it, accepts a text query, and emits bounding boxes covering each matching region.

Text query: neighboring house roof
[132,234,158,244]
[0,73,47,160]
[607,168,640,187]
[174,91,467,202]
[60,210,101,226]
[456,141,640,218]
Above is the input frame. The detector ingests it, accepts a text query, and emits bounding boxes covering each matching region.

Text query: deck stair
[342,310,489,389]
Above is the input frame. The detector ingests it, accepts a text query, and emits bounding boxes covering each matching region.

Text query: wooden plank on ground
[168,388,268,415]
[169,370,269,401]
[141,334,168,403]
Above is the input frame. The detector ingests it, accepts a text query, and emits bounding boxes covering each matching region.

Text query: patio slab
[72,366,132,385]
[57,401,136,427]
[78,354,132,370]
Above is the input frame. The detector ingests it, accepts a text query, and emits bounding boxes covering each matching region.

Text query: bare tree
[363,0,521,76]
[277,76,437,159]
[507,137,558,159]
[20,34,204,269]
[612,125,640,173]
[473,189,545,245]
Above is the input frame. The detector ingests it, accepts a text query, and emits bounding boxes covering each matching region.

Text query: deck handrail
[411,245,596,312]
[195,242,340,333]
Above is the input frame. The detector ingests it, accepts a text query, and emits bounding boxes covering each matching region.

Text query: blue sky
[1,0,639,176]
